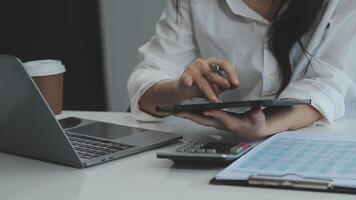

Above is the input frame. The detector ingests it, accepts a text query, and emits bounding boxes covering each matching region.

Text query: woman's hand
[175,57,240,103]
[176,107,268,140]
[176,105,322,140]
[138,57,239,117]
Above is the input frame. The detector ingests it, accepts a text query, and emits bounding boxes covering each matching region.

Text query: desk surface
[1,111,356,200]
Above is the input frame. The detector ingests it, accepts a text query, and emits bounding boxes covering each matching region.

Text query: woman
[127,0,356,140]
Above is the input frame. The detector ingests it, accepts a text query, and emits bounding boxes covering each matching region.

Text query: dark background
[0,0,107,111]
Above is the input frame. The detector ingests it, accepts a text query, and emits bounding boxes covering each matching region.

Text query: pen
[209,63,228,80]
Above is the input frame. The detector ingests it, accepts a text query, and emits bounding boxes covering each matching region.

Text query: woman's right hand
[175,57,240,103]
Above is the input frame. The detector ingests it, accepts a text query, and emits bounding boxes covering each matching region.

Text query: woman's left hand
[176,107,269,140]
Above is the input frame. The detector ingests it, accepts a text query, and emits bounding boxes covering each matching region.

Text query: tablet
[156,99,311,113]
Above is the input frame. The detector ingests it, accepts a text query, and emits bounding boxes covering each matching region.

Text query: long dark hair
[176,0,325,92]
[268,0,325,91]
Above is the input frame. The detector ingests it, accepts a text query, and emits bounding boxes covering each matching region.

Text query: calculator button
[176,148,185,152]
[230,147,243,154]
[241,143,250,150]
[187,148,196,153]
[207,149,216,154]
[197,149,206,153]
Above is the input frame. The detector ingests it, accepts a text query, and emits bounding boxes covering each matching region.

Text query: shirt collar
[226,0,270,24]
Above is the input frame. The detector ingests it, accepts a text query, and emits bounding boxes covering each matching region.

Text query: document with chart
[211,131,356,194]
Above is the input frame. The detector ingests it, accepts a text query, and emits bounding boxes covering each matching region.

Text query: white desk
[1,111,356,200]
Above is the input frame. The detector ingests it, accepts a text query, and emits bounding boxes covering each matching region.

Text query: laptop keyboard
[67,134,136,160]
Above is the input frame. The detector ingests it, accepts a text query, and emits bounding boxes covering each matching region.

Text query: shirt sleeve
[127,0,199,121]
[279,7,356,124]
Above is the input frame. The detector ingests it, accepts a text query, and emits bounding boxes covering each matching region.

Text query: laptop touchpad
[68,122,144,140]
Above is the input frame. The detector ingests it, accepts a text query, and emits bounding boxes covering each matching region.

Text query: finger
[193,74,219,103]
[193,58,229,90]
[203,110,241,130]
[246,106,262,117]
[203,71,231,89]
[250,106,263,114]
[247,106,265,123]
[206,57,240,87]
[212,84,223,94]
[176,112,222,128]
[181,74,193,87]
[183,75,193,87]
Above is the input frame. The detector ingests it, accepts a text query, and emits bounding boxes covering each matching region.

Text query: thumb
[248,106,265,122]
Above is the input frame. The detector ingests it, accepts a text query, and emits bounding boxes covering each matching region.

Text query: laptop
[0,55,182,168]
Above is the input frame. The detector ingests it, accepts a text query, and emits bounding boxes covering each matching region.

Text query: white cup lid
[24,60,66,77]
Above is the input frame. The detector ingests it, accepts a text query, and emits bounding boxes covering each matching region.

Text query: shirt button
[267,73,277,81]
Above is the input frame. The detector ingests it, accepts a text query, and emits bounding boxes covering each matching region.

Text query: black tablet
[156,99,311,113]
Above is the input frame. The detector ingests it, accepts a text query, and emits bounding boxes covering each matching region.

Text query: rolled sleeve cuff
[279,80,346,125]
[128,70,174,122]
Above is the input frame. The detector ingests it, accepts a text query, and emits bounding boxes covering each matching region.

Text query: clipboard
[210,132,356,194]
[210,175,356,194]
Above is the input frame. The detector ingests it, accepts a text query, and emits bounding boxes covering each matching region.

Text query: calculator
[157,141,252,164]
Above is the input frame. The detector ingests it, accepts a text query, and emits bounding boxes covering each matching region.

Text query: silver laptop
[0,55,182,168]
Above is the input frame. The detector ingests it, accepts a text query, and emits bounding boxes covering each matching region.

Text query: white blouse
[127,0,356,124]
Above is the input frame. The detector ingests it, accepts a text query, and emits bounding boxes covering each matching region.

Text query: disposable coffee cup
[24,60,66,115]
